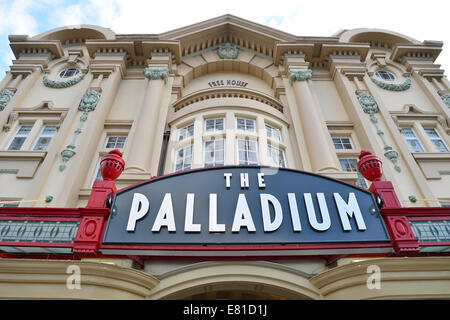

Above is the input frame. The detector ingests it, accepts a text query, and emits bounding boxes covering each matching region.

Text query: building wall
[0,17,450,300]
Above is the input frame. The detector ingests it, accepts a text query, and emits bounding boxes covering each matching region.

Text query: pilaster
[33,64,122,207]
[284,56,340,173]
[124,54,172,177]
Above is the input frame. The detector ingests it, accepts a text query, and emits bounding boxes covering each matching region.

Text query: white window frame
[375,70,395,81]
[267,144,287,168]
[204,118,225,133]
[339,158,369,189]
[236,117,256,133]
[332,136,354,150]
[178,123,194,141]
[203,139,225,167]
[32,125,57,151]
[401,127,425,152]
[90,158,103,187]
[6,125,33,151]
[265,124,282,142]
[59,68,80,78]
[236,138,259,165]
[104,135,127,149]
[174,144,193,172]
[423,127,449,152]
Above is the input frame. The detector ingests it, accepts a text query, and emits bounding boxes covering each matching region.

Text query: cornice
[391,42,443,64]
[9,39,64,60]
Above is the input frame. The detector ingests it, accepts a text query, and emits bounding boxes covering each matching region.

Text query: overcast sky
[0,0,449,77]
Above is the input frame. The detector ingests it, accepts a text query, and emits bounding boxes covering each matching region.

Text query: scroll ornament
[217,43,239,59]
[59,89,101,171]
[0,89,14,111]
[144,68,168,84]
[357,92,401,172]
[289,70,312,85]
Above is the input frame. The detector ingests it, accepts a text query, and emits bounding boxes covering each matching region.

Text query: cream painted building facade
[0,15,449,300]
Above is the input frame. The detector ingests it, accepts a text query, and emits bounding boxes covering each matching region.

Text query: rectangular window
[7,125,32,150]
[236,118,256,132]
[424,128,449,152]
[237,139,259,165]
[104,136,127,149]
[174,144,193,172]
[401,128,424,152]
[268,145,286,168]
[339,158,368,189]
[178,124,194,141]
[205,118,224,133]
[32,125,57,151]
[332,137,353,150]
[90,158,103,187]
[0,202,19,207]
[203,139,225,167]
[265,124,282,142]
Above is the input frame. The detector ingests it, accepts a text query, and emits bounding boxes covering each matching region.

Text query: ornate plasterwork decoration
[144,67,168,84]
[441,93,450,108]
[43,73,86,89]
[357,92,401,172]
[59,89,101,171]
[0,89,15,111]
[217,43,239,59]
[370,76,411,91]
[288,70,312,85]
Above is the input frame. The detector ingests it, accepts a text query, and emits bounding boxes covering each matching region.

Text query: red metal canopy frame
[1,150,449,262]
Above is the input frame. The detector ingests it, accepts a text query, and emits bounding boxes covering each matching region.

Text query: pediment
[160,14,298,58]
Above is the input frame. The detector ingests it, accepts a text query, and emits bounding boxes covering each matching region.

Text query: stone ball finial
[100,149,125,181]
[357,150,383,182]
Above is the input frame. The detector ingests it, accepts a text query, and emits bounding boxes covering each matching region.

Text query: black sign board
[102,166,390,246]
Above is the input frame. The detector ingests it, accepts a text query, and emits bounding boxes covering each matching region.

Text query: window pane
[401,128,415,138]
[431,140,449,152]
[8,137,26,150]
[424,128,439,138]
[406,139,424,152]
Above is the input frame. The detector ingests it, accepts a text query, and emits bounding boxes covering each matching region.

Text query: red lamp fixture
[100,149,125,181]
[357,150,383,182]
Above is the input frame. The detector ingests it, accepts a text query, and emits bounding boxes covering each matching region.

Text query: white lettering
[288,193,302,231]
[224,173,232,189]
[334,193,367,231]
[231,194,256,232]
[240,173,249,188]
[304,193,331,231]
[184,193,201,232]
[209,193,225,232]
[257,173,265,188]
[260,194,283,232]
[152,193,176,232]
[126,193,149,231]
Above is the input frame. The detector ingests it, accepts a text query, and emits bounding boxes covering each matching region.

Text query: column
[125,65,168,174]
[288,68,340,173]
[225,111,235,165]
[192,115,203,169]
[256,116,269,166]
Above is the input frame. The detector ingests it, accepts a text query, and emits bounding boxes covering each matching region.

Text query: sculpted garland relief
[370,76,411,91]
[43,73,86,89]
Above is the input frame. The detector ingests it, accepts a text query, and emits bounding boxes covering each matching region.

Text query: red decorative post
[358,150,419,255]
[74,149,125,255]
[358,150,401,208]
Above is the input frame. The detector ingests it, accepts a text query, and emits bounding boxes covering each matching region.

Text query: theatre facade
[0,15,450,300]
